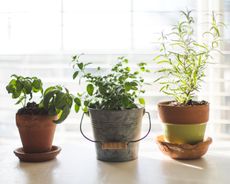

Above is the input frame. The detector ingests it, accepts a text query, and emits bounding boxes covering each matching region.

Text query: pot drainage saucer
[14,145,61,162]
[156,135,212,160]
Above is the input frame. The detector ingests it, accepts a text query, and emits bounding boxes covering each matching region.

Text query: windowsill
[0,138,230,184]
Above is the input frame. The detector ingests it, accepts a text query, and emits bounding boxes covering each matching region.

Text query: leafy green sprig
[40,85,74,123]
[6,75,75,124]
[154,10,223,104]
[6,75,43,106]
[72,56,149,112]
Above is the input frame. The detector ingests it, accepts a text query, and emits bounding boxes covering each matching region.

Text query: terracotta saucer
[14,145,61,162]
[156,135,212,160]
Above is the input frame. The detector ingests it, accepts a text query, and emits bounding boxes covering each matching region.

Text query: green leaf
[6,79,17,93]
[6,84,15,93]
[54,106,70,124]
[12,91,21,99]
[32,78,42,89]
[66,95,73,107]
[78,63,84,70]
[86,84,94,96]
[138,98,145,105]
[84,100,89,107]
[11,74,18,79]
[82,106,88,113]
[74,104,80,113]
[23,81,32,94]
[154,76,164,83]
[130,81,138,87]
[32,79,42,93]
[99,85,106,95]
[157,60,170,64]
[123,58,128,63]
[48,104,57,116]
[121,96,130,107]
[74,97,81,106]
[54,92,66,109]
[125,67,130,72]
[153,55,162,61]
[156,68,173,73]
[43,89,59,109]
[138,62,147,67]
[124,82,131,91]
[84,62,92,67]
[72,55,77,61]
[16,80,23,92]
[193,43,208,50]
[44,86,62,96]
[73,71,79,79]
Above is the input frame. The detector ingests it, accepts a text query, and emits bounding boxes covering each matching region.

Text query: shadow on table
[96,158,139,184]
[134,153,230,184]
[94,151,230,184]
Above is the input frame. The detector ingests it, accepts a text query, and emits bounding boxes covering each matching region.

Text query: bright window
[0,0,229,141]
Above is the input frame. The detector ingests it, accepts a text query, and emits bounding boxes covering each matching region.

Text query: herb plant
[154,10,223,104]
[6,75,43,106]
[6,75,75,124]
[71,55,149,112]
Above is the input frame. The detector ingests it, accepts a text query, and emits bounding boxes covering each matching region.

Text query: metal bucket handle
[80,111,152,149]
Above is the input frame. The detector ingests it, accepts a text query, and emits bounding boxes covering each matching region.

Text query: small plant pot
[16,114,57,153]
[158,101,209,144]
[80,108,151,162]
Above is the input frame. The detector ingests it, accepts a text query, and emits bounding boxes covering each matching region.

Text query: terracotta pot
[158,101,209,124]
[16,114,57,153]
[158,101,209,144]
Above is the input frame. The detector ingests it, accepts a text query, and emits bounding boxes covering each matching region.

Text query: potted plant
[71,55,151,162]
[154,10,222,146]
[6,75,75,160]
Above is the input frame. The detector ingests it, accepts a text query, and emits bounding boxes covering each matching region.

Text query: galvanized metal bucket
[80,107,151,162]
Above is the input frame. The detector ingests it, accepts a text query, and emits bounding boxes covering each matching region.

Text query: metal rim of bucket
[79,109,151,147]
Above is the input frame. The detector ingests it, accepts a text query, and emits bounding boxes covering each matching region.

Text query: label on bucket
[101,142,128,150]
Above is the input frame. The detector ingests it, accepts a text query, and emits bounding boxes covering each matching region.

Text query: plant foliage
[71,55,149,112]
[154,10,223,104]
[6,75,74,124]
[6,75,43,106]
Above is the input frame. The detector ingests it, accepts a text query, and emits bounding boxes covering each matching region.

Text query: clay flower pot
[158,101,209,144]
[16,114,57,153]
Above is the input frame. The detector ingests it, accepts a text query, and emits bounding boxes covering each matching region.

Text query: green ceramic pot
[162,123,207,144]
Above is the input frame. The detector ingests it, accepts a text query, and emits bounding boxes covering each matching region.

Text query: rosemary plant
[154,10,223,104]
